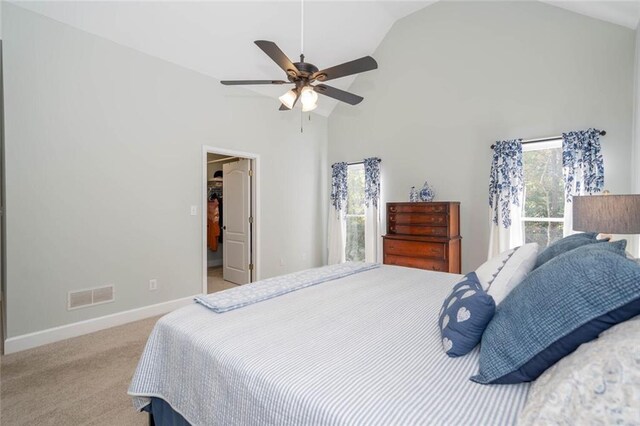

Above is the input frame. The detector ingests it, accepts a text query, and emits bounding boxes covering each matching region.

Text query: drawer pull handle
[388,214,395,221]
[389,206,397,212]
[390,225,396,232]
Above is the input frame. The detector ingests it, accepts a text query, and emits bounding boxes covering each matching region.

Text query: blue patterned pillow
[472,240,640,384]
[534,232,606,269]
[439,272,496,357]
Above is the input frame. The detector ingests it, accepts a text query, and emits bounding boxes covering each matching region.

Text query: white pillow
[518,316,640,425]
[475,243,539,305]
[475,248,516,290]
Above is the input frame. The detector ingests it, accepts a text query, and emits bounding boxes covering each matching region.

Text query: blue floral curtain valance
[364,157,381,208]
[562,128,604,202]
[330,162,348,212]
[489,139,523,228]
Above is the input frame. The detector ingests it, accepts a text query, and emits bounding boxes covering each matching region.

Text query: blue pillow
[534,232,606,269]
[471,240,640,384]
[439,272,495,357]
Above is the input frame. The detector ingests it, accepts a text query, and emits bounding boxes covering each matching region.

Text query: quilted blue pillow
[534,232,606,269]
[439,272,495,357]
[472,240,640,384]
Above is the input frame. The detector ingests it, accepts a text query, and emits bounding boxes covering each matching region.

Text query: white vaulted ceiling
[13,1,436,116]
[12,1,640,117]
[541,1,640,30]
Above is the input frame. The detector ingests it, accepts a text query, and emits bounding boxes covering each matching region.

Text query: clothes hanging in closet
[208,198,220,251]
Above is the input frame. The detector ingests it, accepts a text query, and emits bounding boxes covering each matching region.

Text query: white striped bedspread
[129,265,529,425]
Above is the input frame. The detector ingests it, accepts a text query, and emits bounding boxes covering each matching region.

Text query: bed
[129,264,529,425]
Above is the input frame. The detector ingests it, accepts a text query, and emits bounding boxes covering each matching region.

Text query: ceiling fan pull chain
[300,110,304,133]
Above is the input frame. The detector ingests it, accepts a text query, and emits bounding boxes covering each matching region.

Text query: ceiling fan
[221,41,378,112]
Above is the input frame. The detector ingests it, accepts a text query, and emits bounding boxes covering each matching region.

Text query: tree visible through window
[345,163,365,261]
[522,140,564,247]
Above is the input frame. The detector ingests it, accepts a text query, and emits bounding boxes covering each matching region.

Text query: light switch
[190,205,198,216]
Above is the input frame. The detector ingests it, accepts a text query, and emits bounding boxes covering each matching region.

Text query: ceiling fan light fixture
[300,86,319,108]
[302,102,317,112]
[279,89,297,109]
[221,38,378,112]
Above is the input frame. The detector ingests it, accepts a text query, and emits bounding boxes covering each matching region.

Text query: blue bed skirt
[143,397,191,426]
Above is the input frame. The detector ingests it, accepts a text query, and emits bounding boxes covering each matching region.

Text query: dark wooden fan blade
[291,92,301,109]
[313,84,363,105]
[254,40,300,77]
[220,80,288,85]
[312,56,377,82]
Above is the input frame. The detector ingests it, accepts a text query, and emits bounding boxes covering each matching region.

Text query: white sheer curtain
[364,158,381,263]
[328,162,348,264]
[488,208,524,257]
[561,129,605,236]
[328,210,346,264]
[488,140,525,259]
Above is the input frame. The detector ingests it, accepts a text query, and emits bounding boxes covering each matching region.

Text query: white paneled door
[222,159,251,284]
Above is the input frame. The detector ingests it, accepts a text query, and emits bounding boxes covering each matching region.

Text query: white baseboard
[4,295,199,354]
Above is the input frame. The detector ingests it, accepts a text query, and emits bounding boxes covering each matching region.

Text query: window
[521,140,565,248]
[345,163,365,261]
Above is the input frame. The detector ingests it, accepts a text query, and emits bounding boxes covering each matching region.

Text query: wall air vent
[67,285,114,310]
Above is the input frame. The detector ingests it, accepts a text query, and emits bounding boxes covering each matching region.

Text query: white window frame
[521,139,564,237]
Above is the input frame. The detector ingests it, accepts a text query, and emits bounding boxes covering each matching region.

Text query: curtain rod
[490,130,606,149]
[331,158,382,168]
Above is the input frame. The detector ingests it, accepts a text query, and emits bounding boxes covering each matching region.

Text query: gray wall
[635,25,640,195]
[3,4,328,337]
[633,25,640,257]
[328,1,635,272]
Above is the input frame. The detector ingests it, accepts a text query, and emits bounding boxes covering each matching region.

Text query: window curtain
[328,162,348,264]
[364,157,381,263]
[488,139,524,258]
[561,128,605,236]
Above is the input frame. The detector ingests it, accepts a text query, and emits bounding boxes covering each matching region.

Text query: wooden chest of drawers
[383,202,461,273]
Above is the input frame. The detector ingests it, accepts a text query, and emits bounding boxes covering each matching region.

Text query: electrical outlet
[190,205,198,216]
[149,279,158,291]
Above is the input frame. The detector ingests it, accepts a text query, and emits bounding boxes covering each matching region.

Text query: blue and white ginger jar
[419,181,435,202]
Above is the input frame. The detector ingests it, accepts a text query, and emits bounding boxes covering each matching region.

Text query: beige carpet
[1,275,238,425]
[1,316,160,426]
[207,266,238,293]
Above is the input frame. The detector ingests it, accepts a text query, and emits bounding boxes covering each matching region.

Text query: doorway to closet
[202,147,259,295]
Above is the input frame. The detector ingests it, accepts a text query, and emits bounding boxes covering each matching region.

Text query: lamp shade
[278,90,297,110]
[300,86,318,107]
[573,194,640,234]
[301,102,317,112]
